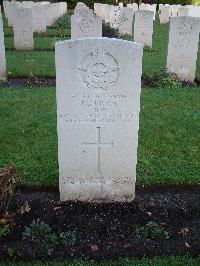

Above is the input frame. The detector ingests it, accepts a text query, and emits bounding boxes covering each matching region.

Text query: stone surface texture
[13,7,34,50]
[134,10,154,48]
[167,16,200,82]
[0,12,6,81]
[55,37,143,202]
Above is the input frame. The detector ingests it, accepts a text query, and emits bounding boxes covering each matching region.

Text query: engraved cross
[141,31,147,42]
[83,127,114,173]
[176,54,189,69]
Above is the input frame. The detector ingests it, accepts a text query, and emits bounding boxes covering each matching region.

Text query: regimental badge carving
[79,49,119,90]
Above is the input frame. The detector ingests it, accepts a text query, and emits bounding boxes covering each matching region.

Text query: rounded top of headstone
[75,2,89,10]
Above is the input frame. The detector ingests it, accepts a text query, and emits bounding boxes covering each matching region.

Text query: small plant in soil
[142,69,182,89]
[134,221,169,241]
[157,73,181,90]
[22,218,58,255]
[59,231,76,246]
[0,224,10,241]
[22,219,76,256]
[7,247,16,258]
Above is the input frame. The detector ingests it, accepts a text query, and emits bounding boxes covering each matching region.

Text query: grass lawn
[6,51,55,77]
[0,87,199,187]
[1,256,200,265]
[0,12,200,266]
[5,36,68,50]
[2,13,200,80]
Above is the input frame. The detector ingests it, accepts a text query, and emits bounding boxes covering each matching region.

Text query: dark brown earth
[1,77,200,89]
[0,78,56,88]
[0,188,200,261]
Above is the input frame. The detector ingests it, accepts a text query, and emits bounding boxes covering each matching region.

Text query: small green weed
[22,219,76,255]
[0,224,10,240]
[157,74,182,90]
[7,247,16,258]
[59,231,76,246]
[143,69,182,89]
[135,221,170,241]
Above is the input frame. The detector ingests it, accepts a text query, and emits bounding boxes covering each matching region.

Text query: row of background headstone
[2,1,67,50]
[0,2,200,83]
[95,2,200,25]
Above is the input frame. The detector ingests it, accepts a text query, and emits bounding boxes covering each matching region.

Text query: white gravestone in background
[99,4,106,20]
[55,38,143,202]
[13,7,34,50]
[7,1,21,27]
[187,6,200,18]
[139,3,150,11]
[118,8,133,36]
[149,4,157,20]
[110,6,121,29]
[32,4,48,32]
[3,1,10,18]
[167,16,200,82]
[159,5,170,24]
[104,4,111,23]
[94,3,101,16]
[71,10,102,39]
[134,10,154,48]
[178,7,189,17]
[133,3,138,12]
[169,5,181,17]
[75,2,89,11]
[0,13,6,81]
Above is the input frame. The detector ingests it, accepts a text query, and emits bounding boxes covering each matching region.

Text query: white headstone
[159,5,169,24]
[7,1,21,27]
[3,1,10,18]
[169,5,181,17]
[187,6,200,18]
[0,13,6,81]
[71,10,102,39]
[159,4,164,11]
[119,2,123,8]
[32,4,48,32]
[167,16,200,82]
[149,4,157,20]
[178,6,189,17]
[110,6,121,29]
[13,7,34,50]
[134,10,154,48]
[118,7,133,36]
[21,1,34,8]
[46,3,61,26]
[127,3,138,15]
[104,4,111,23]
[55,37,143,202]
[139,3,150,11]
[75,2,89,11]
[98,4,107,20]
[74,3,90,16]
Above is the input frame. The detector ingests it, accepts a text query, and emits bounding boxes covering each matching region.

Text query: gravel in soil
[0,189,200,261]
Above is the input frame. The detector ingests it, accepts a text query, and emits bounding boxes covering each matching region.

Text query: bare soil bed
[0,188,200,261]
